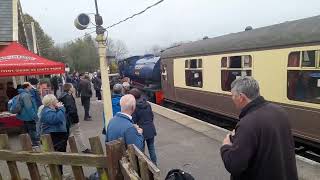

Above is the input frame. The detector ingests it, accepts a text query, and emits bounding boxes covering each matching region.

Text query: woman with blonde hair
[38,94,68,175]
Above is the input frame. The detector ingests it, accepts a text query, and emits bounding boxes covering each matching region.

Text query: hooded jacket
[39,106,67,134]
[16,89,38,121]
[220,96,298,180]
[132,98,156,139]
[30,87,42,108]
[59,92,79,124]
[112,93,122,116]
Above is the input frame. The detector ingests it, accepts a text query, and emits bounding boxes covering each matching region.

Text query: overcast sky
[20,0,320,55]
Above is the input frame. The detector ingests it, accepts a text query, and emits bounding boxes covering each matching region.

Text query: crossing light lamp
[74,13,90,30]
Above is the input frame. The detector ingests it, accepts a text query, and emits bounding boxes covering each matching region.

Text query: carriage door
[161,59,176,101]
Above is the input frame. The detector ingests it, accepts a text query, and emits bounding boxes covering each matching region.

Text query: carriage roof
[161,15,320,58]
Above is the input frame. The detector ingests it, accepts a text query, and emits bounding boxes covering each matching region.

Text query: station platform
[150,103,320,180]
[1,98,319,179]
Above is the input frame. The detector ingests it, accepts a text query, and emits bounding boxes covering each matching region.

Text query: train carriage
[160,15,320,149]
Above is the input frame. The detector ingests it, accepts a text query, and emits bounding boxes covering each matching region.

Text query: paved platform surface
[0,97,229,179]
[151,103,320,180]
[0,96,319,179]
[155,113,229,179]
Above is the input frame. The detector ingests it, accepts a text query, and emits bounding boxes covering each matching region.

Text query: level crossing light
[74,13,90,30]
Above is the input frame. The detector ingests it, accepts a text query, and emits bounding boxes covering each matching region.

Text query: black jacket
[79,79,92,97]
[58,92,79,124]
[6,87,18,99]
[220,96,298,180]
[92,77,102,91]
[50,76,59,90]
[132,98,157,139]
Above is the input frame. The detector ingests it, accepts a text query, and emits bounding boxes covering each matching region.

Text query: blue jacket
[112,93,122,116]
[106,113,144,150]
[102,93,123,130]
[30,88,42,108]
[39,106,67,134]
[16,89,38,122]
[132,98,157,139]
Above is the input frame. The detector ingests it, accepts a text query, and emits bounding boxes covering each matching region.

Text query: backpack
[8,94,22,114]
[165,169,195,180]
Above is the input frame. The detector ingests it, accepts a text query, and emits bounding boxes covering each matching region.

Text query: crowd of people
[7,73,158,176]
[6,73,299,179]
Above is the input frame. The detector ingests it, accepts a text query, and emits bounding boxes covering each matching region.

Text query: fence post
[127,145,139,173]
[89,136,109,180]
[68,136,86,180]
[41,134,62,180]
[133,145,160,180]
[138,156,152,180]
[106,139,126,180]
[0,134,21,180]
[20,134,41,180]
[120,157,140,180]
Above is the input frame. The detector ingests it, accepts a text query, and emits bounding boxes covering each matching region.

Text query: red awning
[0,42,65,77]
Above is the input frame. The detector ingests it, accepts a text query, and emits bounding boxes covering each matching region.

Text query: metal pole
[30,22,38,54]
[96,34,113,127]
[94,0,99,15]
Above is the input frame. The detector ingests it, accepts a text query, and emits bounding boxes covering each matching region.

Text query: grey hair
[113,83,123,94]
[231,76,260,100]
[120,94,136,112]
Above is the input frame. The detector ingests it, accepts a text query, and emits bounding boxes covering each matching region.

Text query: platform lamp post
[74,0,113,126]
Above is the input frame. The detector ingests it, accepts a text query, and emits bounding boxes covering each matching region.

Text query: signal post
[96,33,113,123]
[75,0,113,126]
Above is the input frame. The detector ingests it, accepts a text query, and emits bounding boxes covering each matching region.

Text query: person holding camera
[38,94,68,175]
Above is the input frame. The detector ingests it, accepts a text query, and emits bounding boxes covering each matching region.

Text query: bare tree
[107,38,129,59]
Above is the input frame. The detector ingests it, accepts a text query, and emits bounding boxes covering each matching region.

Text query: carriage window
[190,59,198,68]
[221,57,227,67]
[185,59,203,88]
[302,51,316,67]
[221,70,252,91]
[288,52,300,67]
[161,64,167,81]
[221,55,252,91]
[287,71,320,104]
[243,55,252,68]
[287,50,320,104]
[198,59,202,68]
[229,56,242,68]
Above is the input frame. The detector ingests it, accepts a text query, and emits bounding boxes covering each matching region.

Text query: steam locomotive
[118,54,163,104]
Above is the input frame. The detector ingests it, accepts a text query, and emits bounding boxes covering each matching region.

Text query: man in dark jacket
[78,74,93,121]
[220,76,298,180]
[59,83,91,153]
[92,73,102,101]
[129,88,157,165]
[50,75,59,97]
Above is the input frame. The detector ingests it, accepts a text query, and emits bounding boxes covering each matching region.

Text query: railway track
[163,101,320,163]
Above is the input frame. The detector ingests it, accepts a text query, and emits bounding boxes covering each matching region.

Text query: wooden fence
[0,134,160,180]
